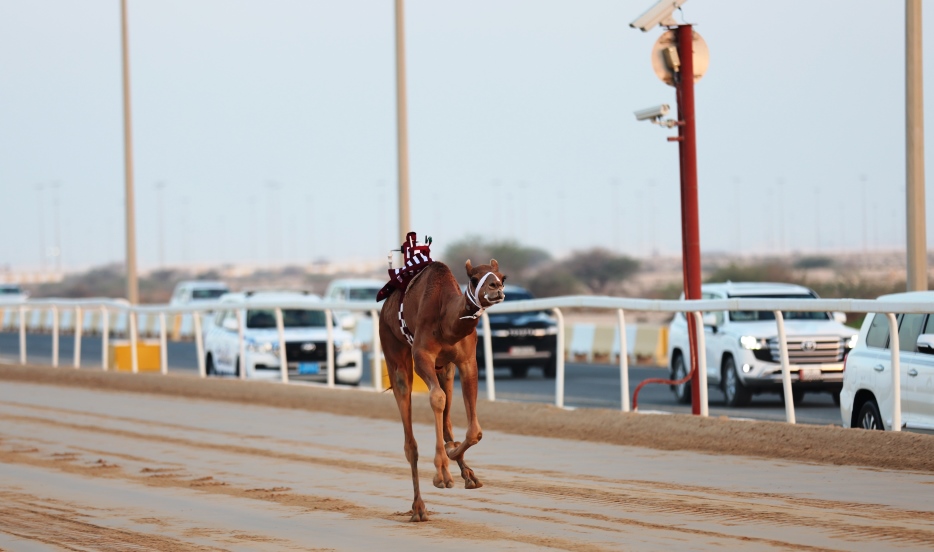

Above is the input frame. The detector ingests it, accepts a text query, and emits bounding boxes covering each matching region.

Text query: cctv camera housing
[630,0,688,32]
[634,104,670,121]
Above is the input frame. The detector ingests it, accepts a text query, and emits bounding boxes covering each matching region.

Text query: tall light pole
[860,174,868,253]
[51,181,62,273]
[155,181,166,268]
[395,0,411,242]
[906,0,927,290]
[120,0,138,304]
[35,183,46,272]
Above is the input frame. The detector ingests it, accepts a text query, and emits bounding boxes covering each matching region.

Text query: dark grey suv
[471,285,559,378]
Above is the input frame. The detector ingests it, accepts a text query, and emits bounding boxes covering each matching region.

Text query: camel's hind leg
[445,359,483,489]
[380,323,428,522]
[412,351,454,490]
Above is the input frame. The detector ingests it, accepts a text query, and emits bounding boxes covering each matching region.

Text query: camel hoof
[462,469,483,489]
[409,510,430,522]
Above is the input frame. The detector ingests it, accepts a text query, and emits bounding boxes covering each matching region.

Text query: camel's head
[464,259,506,308]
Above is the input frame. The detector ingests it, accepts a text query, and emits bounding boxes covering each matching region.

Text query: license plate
[799,367,821,381]
[509,346,536,356]
[298,362,320,375]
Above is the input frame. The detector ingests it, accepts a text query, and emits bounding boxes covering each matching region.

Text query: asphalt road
[0,332,842,426]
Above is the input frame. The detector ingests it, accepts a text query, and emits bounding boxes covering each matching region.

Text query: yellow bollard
[381,359,429,392]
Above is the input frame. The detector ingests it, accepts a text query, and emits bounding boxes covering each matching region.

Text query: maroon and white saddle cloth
[376,232,433,303]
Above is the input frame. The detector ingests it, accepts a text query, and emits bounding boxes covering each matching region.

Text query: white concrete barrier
[565,323,668,366]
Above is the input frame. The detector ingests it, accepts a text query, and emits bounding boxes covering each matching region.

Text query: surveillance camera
[634,104,670,121]
[630,0,688,32]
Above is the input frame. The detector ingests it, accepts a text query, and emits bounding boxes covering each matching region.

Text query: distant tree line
[441,236,640,298]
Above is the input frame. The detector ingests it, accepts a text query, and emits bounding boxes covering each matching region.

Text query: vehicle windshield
[728,294,830,322]
[192,288,227,300]
[347,287,381,301]
[0,286,22,295]
[246,309,326,328]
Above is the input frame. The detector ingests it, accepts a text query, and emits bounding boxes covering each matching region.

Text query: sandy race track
[1,364,934,551]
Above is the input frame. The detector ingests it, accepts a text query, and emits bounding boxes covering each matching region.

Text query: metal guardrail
[4,296,927,430]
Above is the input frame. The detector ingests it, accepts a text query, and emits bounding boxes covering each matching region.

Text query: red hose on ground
[631,364,695,411]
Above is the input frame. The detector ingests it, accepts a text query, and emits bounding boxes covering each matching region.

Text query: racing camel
[377,233,505,522]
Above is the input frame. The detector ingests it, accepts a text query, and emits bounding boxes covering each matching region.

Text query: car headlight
[845,335,858,349]
[545,325,559,335]
[246,340,276,353]
[739,335,766,350]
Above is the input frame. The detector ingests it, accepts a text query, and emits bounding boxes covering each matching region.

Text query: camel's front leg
[445,358,483,489]
[414,352,454,490]
[437,362,457,444]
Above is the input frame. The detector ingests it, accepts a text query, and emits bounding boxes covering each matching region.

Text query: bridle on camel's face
[461,271,504,319]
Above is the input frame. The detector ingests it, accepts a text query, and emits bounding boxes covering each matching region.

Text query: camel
[378,254,505,522]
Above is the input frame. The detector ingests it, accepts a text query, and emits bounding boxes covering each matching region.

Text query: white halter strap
[460,271,500,319]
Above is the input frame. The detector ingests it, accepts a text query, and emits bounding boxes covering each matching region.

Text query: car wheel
[671,354,691,404]
[722,356,751,407]
[511,366,528,379]
[205,353,215,376]
[857,400,884,430]
[543,359,557,379]
[234,356,242,378]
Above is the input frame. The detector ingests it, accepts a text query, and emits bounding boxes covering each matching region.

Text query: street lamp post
[120,0,138,304]
[35,183,46,273]
[155,181,166,268]
[51,181,62,273]
[395,0,411,242]
[906,0,927,291]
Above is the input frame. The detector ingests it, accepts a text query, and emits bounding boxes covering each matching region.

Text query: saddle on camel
[377,232,505,522]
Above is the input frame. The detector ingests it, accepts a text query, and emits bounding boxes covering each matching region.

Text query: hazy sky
[1,1,931,273]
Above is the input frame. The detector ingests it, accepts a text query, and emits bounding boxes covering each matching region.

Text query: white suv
[840,291,934,432]
[203,291,362,385]
[667,282,859,407]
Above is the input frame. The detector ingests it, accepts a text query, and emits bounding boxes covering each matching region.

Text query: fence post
[73,307,83,368]
[617,309,629,412]
[691,312,708,417]
[371,309,382,391]
[481,312,495,402]
[774,310,795,424]
[553,308,566,408]
[886,313,901,431]
[101,307,109,370]
[193,312,205,378]
[159,312,168,375]
[51,306,59,367]
[129,310,139,374]
[275,308,288,384]
[236,309,245,380]
[325,309,335,388]
[18,306,26,365]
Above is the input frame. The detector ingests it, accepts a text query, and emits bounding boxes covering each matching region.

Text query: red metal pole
[676,24,703,415]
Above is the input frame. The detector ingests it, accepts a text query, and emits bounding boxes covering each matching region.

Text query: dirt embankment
[2,363,933,473]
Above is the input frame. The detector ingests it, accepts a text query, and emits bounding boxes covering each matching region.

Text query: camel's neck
[441,289,482,340]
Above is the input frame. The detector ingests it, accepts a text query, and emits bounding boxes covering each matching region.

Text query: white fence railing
[1,296,927,430]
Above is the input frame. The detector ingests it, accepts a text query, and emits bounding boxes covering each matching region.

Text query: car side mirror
[917,334,934,354]
[702,313,718,327]
[222,317,239,332]
[832,312,847,324]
